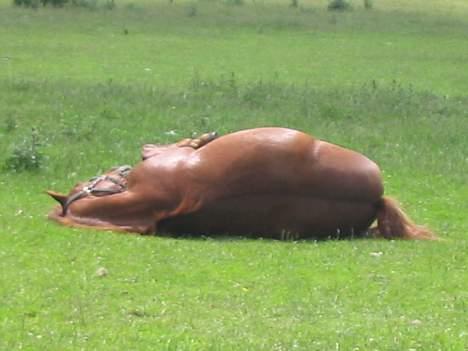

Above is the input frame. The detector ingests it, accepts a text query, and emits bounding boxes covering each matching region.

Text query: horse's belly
[157,195,377,239]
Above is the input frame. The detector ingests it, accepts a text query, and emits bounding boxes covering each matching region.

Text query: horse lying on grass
[47,127,435,240]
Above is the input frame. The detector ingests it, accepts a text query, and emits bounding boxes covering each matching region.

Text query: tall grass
[1,78,466,184]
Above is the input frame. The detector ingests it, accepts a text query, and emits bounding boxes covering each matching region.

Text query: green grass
[2,0,468,94]
[0,1,467,350]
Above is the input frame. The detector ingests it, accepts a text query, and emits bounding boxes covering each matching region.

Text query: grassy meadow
[0,0,467,349]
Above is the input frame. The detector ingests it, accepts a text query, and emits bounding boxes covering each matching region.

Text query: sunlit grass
[1,1,468,94]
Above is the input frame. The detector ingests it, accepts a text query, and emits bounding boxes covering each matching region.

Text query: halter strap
[61,166,131,216]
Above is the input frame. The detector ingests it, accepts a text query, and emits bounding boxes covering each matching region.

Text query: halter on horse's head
[47,165,132,216]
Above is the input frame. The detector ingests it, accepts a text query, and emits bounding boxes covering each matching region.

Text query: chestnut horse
[47,128,434,240]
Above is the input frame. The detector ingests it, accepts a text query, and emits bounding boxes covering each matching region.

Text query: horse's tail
[374,196,436,240]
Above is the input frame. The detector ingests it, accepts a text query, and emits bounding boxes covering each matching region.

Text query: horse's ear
[46,190,68,211]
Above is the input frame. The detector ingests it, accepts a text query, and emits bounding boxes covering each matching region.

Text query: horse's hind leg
[177,131,218,149]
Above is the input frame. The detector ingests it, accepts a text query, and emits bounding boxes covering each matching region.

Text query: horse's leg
[176,138,193,148]
[177,132,218,149]
[142,132,218,160]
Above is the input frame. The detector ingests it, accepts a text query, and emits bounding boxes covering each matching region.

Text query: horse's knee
[197,131,218,147]
[177,132,218,150]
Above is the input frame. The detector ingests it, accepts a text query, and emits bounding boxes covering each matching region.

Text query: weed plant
[363,0,372,10]
[3,128,44,172]
[328,0,352,11]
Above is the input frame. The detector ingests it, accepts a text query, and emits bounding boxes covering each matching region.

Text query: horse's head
[47,165,132,216]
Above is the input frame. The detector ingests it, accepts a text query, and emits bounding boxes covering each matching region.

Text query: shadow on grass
[153,230,377,243]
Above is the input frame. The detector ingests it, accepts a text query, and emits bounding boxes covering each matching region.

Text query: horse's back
[186,127,383,203]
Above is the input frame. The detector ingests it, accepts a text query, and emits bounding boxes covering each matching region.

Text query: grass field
[0,0,467,350]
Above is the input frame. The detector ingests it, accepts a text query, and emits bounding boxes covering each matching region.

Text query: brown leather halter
[61,165,131,216]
